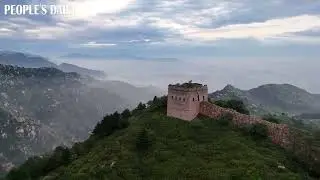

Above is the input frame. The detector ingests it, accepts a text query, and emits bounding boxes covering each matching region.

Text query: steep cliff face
[0,107,41,171]
[0,64,126,172]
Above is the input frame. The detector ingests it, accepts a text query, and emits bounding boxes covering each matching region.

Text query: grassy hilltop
[5,97,319,180]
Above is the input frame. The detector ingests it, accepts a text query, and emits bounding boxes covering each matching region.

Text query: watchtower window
[183,98,185,101]
[192,98,195,101]
[172,96,174,99]
[203,96,205,100]
[198,95,200,101]
[179,97,181,101]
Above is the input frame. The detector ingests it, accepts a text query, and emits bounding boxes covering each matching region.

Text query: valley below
[0,53,161,174]
[0,52,319,178]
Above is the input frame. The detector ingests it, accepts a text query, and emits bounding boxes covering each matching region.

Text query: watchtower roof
[169,81,207,89]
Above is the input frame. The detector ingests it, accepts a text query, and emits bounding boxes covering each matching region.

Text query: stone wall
[199,101,290,148]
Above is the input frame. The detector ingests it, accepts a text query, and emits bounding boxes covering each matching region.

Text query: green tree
[92,111,123,137]
[249,124,268,140]
[44,146,71,173]
[6,168,28,180]
[136,128,152,152]
[214,100,250,115]
[121,109,131,119]
[136,103,146,111]
[263,114,280,124]
[217,113,233,126]
[153,96,158,103]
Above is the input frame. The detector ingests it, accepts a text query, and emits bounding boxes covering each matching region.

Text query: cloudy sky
[0,0,319,92]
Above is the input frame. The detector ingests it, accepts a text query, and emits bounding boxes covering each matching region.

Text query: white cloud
[262,35,320,45]
[126,39,151,43]
[79,41,117,48]
[0,17,73,40]
[23,26,69,40]
[13,1,143,40]
[0,28,15,37]
[57,0,136,21]
[173,2,236,26]
[150,15,320,43]
[2,0,320,45]
[87,14,144,29]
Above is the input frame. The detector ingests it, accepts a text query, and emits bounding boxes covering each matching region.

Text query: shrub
[263,115,280,124]
[136,103,147,111]
[214,100,250,115]
[136,128,152,152]
[147,96,168,111]
[217,113,233,126]
[92,109,131,137]
[249,124,268,139]
[121,109,131,119]
[241,123,268,140]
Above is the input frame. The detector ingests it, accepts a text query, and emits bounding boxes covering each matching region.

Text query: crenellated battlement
[168,85,208,92]
[168,81,208,92]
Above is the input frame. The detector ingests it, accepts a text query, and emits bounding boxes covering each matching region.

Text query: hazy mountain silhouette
[210,84,320,115]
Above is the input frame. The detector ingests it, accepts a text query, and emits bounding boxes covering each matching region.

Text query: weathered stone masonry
[199,101,290,148]
[167,82,290,148]
[167,82,208,121]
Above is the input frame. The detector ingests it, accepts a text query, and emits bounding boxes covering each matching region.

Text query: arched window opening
[193,98,195,101]
[203,96,205,100]
[198,95,200,101]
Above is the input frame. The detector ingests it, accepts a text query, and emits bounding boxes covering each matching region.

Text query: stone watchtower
[167,81,208,121]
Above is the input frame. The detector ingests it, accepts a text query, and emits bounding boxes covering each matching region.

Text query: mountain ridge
[210,83,320,115]
[0,51,106,78]
[58,63,106,79]
[0,64,159,174]
[60,53,179,61]
[4,98,319,179]
[0,51,57,68]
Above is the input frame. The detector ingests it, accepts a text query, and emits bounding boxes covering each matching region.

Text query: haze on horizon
[0,0,319,93]
[53,57,320,94]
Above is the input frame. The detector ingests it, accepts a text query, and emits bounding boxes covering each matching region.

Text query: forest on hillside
[4,97,320,180]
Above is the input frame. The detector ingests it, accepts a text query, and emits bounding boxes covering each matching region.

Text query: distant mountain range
[0,51,106,78]
[2,50,320,175]
[0,51,162,173]
[58,63,106,78]
[60,53,99,59]
[210,84,320,116]
[0,51,56,68]
[60,53,179,61]
[0,64,128,171]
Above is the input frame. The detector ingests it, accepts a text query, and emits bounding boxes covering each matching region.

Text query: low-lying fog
[53,58,320,94]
